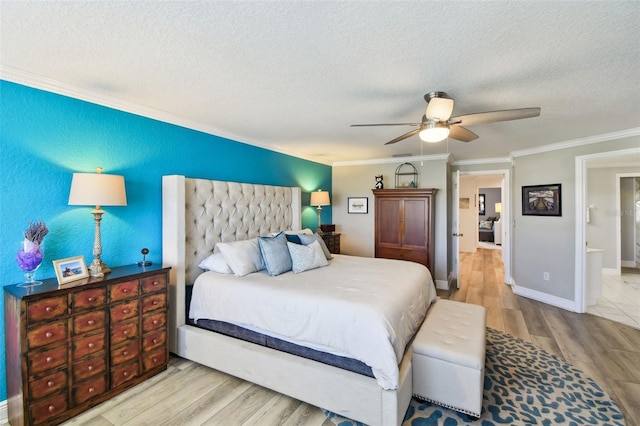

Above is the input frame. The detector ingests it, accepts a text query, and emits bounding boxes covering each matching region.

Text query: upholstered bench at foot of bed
[411,299,487,418]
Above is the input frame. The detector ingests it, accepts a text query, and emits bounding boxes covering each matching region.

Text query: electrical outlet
[543,272,550,281]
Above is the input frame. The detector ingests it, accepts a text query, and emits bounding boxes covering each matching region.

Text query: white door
[452,171,461,288]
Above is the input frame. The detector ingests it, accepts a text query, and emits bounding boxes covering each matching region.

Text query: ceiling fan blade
[449,125,479,142]
[351,122,422,127]
[449,107,540,126]
[425,97,454,121]
[384,128,423,145]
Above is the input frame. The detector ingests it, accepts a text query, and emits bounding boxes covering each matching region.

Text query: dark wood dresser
[321,232,341,254]
[373,188,437,273]
[4,264,170,426]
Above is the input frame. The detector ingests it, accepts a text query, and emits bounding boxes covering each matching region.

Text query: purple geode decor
[16,244,44,272]
[16,220,48,286]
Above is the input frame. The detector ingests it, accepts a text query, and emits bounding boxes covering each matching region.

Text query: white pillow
[198,252,233,274]
[287,240,328,273]
[217,239,264,277]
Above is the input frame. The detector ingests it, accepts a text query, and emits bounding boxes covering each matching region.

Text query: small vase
[16,239,44,287]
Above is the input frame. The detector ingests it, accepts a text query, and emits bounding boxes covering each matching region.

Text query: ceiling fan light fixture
[419,121,450,143]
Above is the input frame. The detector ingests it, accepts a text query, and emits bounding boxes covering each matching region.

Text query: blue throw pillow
[258,232,292,276]
[285,233,302,244]
[299,233,333,260]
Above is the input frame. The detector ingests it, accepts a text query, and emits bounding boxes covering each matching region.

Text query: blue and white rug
[325,328,625,425]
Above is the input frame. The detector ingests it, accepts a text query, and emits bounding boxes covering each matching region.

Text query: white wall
[333,157,449,285]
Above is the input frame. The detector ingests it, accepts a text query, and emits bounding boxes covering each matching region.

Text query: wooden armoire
[372,188,437,274]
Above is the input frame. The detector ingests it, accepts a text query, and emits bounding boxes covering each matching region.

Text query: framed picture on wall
[348,197,368,214]
[522,184,562,216]
[479,194,486,215]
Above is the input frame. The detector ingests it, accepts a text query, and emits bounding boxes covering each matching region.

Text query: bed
[162,175,436,426]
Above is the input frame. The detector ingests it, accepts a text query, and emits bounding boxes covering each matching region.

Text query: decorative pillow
[479,220,494,230]
[258,232,292,276]
[287,241,328,273]
[299,233,333,260]
[285,234,302,244]
[217,239,264,277]
[197,252,233,274]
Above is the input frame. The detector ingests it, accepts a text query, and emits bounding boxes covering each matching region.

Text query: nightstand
[4,264,170,426]
[321,233,341,254]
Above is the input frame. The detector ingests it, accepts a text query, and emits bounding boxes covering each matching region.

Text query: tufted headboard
[162,175,302,351]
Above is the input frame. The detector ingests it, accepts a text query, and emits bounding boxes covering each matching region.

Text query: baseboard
[435,279,449,290]
[621,260,636,268]
[511,281,577,312]
[1,399,7,424]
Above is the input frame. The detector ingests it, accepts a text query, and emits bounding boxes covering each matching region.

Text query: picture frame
[53,255,89,284]
[479,194,486,215]
[459,197,470,209]
[522,184,562,216]
[348,197,368,214]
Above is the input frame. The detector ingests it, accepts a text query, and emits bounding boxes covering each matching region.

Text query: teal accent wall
[0,80,332,401]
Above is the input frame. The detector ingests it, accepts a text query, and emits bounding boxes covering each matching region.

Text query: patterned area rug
[325,328,625,425]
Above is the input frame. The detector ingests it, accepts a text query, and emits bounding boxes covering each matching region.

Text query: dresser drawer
[30,392,68,425]
[73,375,107,405]
[73,310,106,335]
[142,311,166,333]
[29,344,68,375]
[141,273,167,294]
[29,369,68,401]
[72,287,106,310]
[142,293,166,313]
[111,340,139,366]
[110,279,139,302]
[27,320,68,349]
[110,299,139,323]
[143,330,166,352]
[111,319,139,345]
[111,361,139,388]
[142,347,166,372]
[27,295,67,324]
[73,355,106,382]
[72,332,105,359]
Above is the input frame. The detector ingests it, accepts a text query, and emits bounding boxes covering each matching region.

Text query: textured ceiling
[1,1,639,165]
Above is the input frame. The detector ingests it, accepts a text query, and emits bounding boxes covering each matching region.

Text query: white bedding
[189,254,437,389]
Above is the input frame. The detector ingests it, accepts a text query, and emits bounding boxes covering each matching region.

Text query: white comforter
[189,254,437,389]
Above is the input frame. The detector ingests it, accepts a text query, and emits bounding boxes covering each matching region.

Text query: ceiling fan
[351,91,541,145]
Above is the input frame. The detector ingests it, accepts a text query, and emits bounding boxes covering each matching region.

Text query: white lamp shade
[419,122,450,143]
[425,97,454,121]
[495,202,502,213]
[310,190,330,207]
[68,172,127,206]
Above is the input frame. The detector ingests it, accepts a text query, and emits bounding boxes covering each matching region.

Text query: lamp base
[137,261,153,267]
[89,258,110,278]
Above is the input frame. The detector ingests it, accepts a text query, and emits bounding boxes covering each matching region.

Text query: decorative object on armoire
[53,255,89,284]
[16,220,48,287]
[374,174,384,189]
[522,184,562,216]
[68,168,127,277]
[394,162,419,188]
[347,197,368,214]
[373,188,437,274]
[138,247,153,267]
[310,189,330,234]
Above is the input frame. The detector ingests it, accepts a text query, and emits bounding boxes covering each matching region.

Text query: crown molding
[511,128,640,158]
[332,153,452,167]
[450,157,512,166]
[0,66,333,166]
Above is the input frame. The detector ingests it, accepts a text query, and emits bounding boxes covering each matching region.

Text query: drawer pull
[89,386,95,393]
[88,342,95,348]
[152,300,159,305]
[46,306,54,312]
[48,405,55,412]
[123,330,129,336]
[153,338,159,344]
[87,319,95,325]
[88,297,96,302]
[153,320,159,325]
[123,288,130,293]
[45,331,53,338]
[46,356,53,363]
[153,281,159,286]
[47,380,54,387]
[152,357,158,364]
[88,365,94,371]
[123,309,130,314]
[123,350,129,356]
[123,371,129,377]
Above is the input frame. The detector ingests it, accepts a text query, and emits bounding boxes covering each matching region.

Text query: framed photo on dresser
[53,255,89,284]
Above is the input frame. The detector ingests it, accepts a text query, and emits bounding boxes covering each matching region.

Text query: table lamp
[68,168,127,277]
[310,189,330,235]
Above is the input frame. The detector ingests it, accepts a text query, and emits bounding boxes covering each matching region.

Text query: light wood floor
[50,249,640,426]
